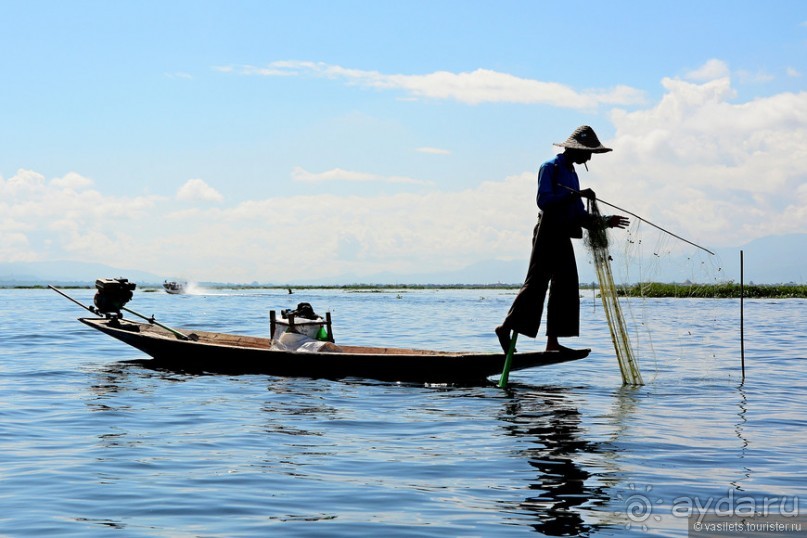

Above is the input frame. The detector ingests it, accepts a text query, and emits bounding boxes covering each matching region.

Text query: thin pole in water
[740,250,745,382]
[498,332,518,388]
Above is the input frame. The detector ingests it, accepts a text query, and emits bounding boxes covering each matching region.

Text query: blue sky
[2,1,806,282]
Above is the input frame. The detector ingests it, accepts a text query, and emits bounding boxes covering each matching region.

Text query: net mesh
[582,197,727,385]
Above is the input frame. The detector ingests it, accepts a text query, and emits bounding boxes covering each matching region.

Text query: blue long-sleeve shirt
[535,153,591,237]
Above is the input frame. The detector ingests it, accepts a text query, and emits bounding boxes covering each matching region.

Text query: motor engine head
[93,278,136,315]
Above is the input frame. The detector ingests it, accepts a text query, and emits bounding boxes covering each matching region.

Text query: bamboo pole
[121,306,195,341]
[48,285,95,314]
[498,332,518,388]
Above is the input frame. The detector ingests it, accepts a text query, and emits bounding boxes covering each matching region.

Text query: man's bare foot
[545,343,576,353]
[545,337,577,353]
[495,325,514,354]
[546,341,589,357]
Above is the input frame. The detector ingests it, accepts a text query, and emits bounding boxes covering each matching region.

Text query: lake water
[1,287,805,537]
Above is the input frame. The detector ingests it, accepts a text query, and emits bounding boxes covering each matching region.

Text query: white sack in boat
[271,331,338,353]
[273,317,324,340]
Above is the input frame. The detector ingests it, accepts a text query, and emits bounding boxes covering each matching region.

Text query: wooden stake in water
[740,250,745,382]
[498,332,518,388]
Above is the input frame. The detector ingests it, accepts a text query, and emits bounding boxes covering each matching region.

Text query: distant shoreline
[6,282,806,298]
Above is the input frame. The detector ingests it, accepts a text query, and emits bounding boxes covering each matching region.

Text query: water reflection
[84,361,186,410]
[731,383,751,491]
[84,363,137,412]
[260,380,340,437]
[500,385,610,536]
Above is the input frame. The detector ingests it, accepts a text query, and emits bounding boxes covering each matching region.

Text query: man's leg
[545,236,580,350]
[496,222,552,351]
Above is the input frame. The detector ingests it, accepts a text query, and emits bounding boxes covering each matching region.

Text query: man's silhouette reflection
[501,387,610,536]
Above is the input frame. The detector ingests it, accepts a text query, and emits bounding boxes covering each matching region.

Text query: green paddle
[497,332,518,388]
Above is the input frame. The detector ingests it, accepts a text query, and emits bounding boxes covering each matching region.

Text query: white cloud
[219,61,646,109]
[292,166,378,182]
[599,61,807,250]
[292,166,433,186]
[0,231,34,262]
[0,169,162,266]
[416,147,451,155]
[1,169,46,196]
[165,71,193,80]
[0,167,532,281]
[196,171,536,280]
[51,172,94,190]
[685,59,775,86]
[685,59,730,82]
[787,67,801,78]
[176,178,223,202]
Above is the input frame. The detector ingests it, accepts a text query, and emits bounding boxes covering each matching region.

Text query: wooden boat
[78,317,589,384]
[50,282,589,384]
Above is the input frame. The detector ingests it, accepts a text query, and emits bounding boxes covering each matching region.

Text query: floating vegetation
[618,282,807,299]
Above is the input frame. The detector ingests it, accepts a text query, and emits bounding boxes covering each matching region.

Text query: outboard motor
[93,278,136,316]
[281,302,320,321]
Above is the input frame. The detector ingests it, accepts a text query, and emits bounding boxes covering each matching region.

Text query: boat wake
[181,282,207,295]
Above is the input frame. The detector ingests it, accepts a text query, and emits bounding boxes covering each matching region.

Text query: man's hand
[608,215,630,229]
[579,188,596,200]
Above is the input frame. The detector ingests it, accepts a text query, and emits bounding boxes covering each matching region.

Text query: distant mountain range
[0,261,165,286]
[1,233,804,286]
[720,233,806,284]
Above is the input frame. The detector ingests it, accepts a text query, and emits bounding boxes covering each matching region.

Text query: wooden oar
[121,306,197,341]
[48,285,95,313]
[497,332,518,388]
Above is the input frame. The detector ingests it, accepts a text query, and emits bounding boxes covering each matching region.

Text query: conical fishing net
[585,200,644,385]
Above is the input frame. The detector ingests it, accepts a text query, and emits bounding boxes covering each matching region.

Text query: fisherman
[496,125,629,355]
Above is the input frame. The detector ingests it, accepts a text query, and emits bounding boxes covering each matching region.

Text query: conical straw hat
[554,125,612,153]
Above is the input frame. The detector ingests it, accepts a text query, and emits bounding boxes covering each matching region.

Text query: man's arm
[536,163,574,210]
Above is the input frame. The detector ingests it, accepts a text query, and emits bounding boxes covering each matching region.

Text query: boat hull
[79,318,589,383]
